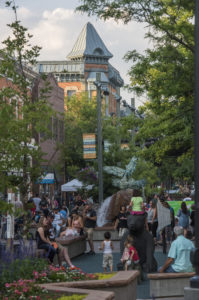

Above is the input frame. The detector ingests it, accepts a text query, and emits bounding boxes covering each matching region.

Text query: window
[59,120,64,142]
[67,90,76,99]
[47,117,52,139]
[53,118,58,141]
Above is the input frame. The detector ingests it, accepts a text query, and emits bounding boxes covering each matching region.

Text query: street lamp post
[94,73,103,203]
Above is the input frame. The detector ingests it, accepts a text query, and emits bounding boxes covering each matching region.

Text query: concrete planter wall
[93,227,120,241]
[40,270,139,300]
[39,285,114,300]
[148,272,195,298]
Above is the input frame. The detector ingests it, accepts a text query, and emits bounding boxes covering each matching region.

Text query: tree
[77,0,194,185]
[77,1,193,52]
[62,92,148,198]
[0,1,54,204]
[61,92,98,178]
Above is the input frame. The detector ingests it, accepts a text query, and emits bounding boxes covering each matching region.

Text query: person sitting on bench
[159,226,194,273]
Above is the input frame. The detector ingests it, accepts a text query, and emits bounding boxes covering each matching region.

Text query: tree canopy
[77,0,194,185]
[0,1,54,202]
[61,92,98,177]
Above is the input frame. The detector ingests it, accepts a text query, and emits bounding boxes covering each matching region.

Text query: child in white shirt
[99,231,114,272]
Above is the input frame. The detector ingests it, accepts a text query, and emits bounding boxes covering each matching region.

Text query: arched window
[93,48,104,56]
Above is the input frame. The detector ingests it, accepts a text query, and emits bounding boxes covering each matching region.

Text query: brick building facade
[34,22,123,115]
[32,74,65,194]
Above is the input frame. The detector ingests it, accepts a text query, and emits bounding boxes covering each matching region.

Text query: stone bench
[35,234,87,263]
[148,272,195,298]
[56,234,87,259]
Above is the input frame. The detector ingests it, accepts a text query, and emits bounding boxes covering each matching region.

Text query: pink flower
[14,289,21,295]
[33,271,39,278]
[36,296,41,300]
[23,287,28,292]
[5,283,10,288]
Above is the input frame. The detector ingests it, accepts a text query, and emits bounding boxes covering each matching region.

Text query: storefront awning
[39,173,55,184]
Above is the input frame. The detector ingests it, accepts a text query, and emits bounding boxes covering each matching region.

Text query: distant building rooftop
[67,22,113,60]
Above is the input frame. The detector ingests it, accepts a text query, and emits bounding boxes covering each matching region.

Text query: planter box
[40,270,139,300]
[56,235,87,258]
[148,272,195,298]
[39,285,114,300]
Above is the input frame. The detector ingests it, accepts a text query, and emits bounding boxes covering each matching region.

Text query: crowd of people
[0,189,196,275]
[112,190,196,274]
[27,193,97,270]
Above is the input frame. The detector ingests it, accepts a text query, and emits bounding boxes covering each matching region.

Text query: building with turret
[34,22,123,115]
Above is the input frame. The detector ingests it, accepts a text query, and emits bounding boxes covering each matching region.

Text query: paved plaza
[71,241,168,299]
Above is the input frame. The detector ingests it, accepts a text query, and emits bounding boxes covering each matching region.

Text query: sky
[0,0,150,107]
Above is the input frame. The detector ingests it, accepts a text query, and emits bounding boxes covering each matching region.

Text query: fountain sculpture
[97,157,145,226]
[97,158,157,273]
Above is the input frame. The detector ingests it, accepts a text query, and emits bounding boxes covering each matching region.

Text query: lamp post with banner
[94,72,103,203]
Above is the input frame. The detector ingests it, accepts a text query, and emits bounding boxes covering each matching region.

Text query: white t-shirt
[103,240,112,254]
[33,197,41,211]
[53,213,63,225]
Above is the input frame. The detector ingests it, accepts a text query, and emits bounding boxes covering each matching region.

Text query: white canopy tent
[61,179,93,192]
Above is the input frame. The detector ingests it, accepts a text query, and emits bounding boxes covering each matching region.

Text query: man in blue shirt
[159,226,194,273]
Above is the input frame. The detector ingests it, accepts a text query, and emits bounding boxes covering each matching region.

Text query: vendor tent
[61,179,93,192]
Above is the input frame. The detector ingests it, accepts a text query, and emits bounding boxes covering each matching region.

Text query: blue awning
[39,173,55,184]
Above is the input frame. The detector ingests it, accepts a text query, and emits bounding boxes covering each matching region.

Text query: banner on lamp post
[83,133,96,159]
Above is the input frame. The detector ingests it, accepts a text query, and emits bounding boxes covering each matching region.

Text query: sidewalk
[71,241,168,299]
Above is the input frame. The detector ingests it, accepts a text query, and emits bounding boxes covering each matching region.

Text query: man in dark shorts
[83,199,97,254]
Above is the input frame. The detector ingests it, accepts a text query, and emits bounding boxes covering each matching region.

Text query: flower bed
[0,264,102,299]
[0,249,127,300]
[2,279,87,300]
[40,271,139,300]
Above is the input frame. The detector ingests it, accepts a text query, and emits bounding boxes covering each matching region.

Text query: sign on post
[83,133,96,159]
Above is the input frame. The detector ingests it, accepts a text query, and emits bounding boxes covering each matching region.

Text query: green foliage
[61,92,97,176]
[77,0,194,184]
[0,258,48,290]
[0,199,13,214]
[132,159,159,196]
[77,167,97,185]
[0,1,54,200]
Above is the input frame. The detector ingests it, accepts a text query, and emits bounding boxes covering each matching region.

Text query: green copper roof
[67,22,113,60]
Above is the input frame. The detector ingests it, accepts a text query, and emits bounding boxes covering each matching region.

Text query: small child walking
[121,235,140,271]
[99,231,114,272]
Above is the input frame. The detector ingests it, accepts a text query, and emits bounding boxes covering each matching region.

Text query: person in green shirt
[130,190,145,215]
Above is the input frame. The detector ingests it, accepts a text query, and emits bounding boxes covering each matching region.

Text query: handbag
[51,242,58,249]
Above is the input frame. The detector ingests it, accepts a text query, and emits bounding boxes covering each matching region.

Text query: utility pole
[95,73,103,203]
